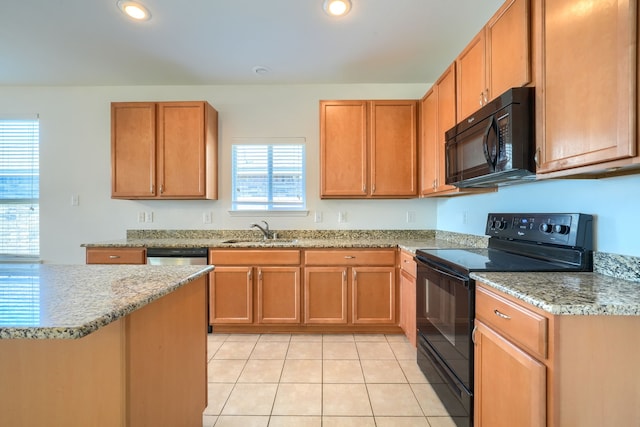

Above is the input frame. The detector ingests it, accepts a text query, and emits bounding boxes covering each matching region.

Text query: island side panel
[0,319,126,427]
[126,275,208,426]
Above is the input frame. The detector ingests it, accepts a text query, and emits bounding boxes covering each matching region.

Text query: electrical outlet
[145,212,154,223]
[406,211,416,223]
[138,212,146,223]
[203,212,213,224]
[314,211,323,223]
[462,211,469,225]
[338,211,347,223]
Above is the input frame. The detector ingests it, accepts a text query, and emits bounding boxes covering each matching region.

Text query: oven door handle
[416,258,470,289]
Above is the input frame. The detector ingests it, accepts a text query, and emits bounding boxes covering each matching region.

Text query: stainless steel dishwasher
[146,247,208,265]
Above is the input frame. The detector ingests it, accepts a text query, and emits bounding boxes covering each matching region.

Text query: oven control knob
[539,223,552,233]
[553,224,570,235]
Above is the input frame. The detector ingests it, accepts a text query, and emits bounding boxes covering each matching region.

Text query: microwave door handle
[483,116,498,169]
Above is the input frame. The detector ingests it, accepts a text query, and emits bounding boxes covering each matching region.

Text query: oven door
[415,256,473,425]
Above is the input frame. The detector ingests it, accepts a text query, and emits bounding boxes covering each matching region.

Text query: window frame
[229,137,308,216]
[0,117,40,260]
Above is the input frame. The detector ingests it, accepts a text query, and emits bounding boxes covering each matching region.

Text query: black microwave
[445,87,535,188]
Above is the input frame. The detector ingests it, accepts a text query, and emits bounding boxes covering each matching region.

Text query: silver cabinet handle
[109,255,120,259]
[534,147,541,168]
[472,325,477,344]
[494,309,511,320]
[344,256,356,259]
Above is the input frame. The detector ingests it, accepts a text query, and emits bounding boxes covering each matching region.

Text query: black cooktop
[415,247,581,274]
[416,213,594,275]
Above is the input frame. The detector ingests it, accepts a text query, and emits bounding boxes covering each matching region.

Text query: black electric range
[414,213,593,427]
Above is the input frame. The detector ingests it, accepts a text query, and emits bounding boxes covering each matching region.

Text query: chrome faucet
[250,220,273,240]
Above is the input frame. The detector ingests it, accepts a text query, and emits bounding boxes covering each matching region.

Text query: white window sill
[227,210,309,217]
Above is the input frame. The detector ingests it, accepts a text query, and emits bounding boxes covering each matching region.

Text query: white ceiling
[0,0,504,86]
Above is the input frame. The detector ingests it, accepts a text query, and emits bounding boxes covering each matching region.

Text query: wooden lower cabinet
[474,320,546,427]
[86,247,146,264]
[257,267,300,323]
[398,250,417,346]
[475,282,640,426]
[209,266,253,324]
[208,250,301,330]
[304,267,348,324]
[352,266,395,324]
[303,249,398,332]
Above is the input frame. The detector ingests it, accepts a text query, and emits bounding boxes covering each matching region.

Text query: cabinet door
[536,0,636,173]
[370,100,418,197]
[486,0,531,100]
[420,88,438,195]
[85,247,146,264]
[257,267,300,324]
[209,267,253,324]
[304,267,348,324]
[157,102,207,198]
[111,103,156,198]
[456,30,486,120]
[320,101,368,197]
[435,64,458,193]
[474,321,546,427]
[399,268,416,347]
[352,266,395,324]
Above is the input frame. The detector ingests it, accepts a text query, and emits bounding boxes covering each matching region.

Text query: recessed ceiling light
[323,0,352,17]
[117,1,151,21]
[252,66,271,76]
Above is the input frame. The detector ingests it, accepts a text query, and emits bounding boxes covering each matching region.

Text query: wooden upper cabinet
[320,100,418,198]
[457,0,531,120]
[486,0,531,102]
[111,103,156,197]
[457,31,486,120]
[320,101,368,197]
[535,0,637,174]
[420,63,463,196]
[370,100,418,197]
[111,101,218,200]
[419,87,438,195]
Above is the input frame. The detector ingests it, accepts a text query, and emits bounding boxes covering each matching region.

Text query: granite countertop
[81,229,486,254]
[471,271,640,316]
[0,264,213,340]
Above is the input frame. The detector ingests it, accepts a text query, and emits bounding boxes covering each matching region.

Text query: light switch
[70,194,79,206]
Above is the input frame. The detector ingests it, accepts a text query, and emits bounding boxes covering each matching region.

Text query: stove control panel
[486,213,593,249]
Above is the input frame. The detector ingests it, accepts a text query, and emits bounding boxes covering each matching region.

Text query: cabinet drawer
[399,250,416,277]
[209,249,300,265]
[476,285,548,360]
[86,248,146,264]
[304,250,396,266]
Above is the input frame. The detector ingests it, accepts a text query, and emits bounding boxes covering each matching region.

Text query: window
[232,139,306,211]
[0,118,39,259]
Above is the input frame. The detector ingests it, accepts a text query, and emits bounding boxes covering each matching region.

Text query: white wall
[436,174,640,257]
[0,84,437,264]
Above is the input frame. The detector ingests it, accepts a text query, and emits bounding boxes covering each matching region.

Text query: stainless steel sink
[221,239,297,245]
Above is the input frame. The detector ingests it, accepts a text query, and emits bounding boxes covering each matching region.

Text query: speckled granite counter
[471,271,640,316]
[82,229,487,254]
[0,263,213,339]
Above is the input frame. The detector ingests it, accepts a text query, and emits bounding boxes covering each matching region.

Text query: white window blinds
[232,142,306,211]
[0,118,40,258]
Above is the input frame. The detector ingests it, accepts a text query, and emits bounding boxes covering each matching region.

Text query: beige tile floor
[203,333,465,427]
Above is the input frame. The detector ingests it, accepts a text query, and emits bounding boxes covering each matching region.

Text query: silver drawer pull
[494,309,511,319]
[109,255,120,259]
[344,256,356,259]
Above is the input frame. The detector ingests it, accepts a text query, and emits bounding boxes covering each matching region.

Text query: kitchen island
[0,263,213,427]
